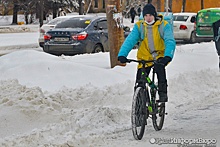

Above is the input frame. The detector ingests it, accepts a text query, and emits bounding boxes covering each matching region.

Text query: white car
[173,13,197,43]
[38,16,76,48]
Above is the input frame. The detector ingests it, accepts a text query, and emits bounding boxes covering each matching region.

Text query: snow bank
[0,15,39,33]
[0,25,38,33]
[0,69,219,146]
[0,15,220,146]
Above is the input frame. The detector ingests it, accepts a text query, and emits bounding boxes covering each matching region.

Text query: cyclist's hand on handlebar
[118,56,128,63]
[157,56,171,66]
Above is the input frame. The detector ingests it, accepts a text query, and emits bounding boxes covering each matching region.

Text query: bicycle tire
[131,87,147,140]
[152,102,165,131]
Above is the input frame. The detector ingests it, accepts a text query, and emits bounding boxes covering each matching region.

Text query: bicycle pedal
[156,100,166,105]
[156,100,160,103]
[159,112,168,116]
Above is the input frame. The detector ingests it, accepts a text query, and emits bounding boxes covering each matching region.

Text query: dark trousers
[136,64,167,90]
[131,16,135,23]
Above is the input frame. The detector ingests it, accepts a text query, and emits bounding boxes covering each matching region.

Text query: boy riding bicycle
[118,4,176,102]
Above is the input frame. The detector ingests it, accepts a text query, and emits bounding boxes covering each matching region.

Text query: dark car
[43,16,130,55]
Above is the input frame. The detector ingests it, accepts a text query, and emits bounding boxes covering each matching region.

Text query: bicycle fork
[147,88,157,114]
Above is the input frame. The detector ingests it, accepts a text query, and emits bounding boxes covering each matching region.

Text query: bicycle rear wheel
[131,87,148,140]
[152,102,165,131]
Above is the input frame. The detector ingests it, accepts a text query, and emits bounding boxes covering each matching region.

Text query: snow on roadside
[0,15,39,33]
[0,25,38,33]
[0,14,220,147]
[0,15,27,26]
[0,68,219,146]
[0,79,133,146]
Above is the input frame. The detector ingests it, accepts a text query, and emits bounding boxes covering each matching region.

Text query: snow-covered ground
[0,15,40,55]
[0,14,219,147]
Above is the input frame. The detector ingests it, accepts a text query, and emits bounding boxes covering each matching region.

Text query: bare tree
[0,0,12,15]
[86,0,92,14]
[157,0,161,12]
[39,0,44,27]
[169,0,172,12]
[3,0,79,25]
[78,0,84,15]
[201,0,204,9]
[19,0,36,24]
[182,0,186,12]
[12,0,18,24]
[148,0,153,3]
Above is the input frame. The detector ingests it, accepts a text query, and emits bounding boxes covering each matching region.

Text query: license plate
[54,37,69,42]
[199,27,211,31]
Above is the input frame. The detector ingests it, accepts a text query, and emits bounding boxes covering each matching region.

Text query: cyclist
[118,4,176,102]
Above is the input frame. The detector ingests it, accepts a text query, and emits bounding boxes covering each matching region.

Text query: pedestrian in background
[130,6,136,23]
[137,5,142,17]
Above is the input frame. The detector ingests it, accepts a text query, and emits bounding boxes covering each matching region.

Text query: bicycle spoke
[131,87,147,140]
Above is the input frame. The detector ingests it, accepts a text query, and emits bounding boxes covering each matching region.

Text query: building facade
[85,0,220,13]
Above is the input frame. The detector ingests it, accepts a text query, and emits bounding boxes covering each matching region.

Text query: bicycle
[127,59,167,140]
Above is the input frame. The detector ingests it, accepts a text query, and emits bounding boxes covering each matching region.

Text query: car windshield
[173,15,189,21]
[47,17,69,25]
[55,18,92,29]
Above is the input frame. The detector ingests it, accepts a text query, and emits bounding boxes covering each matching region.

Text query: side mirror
[94,24,98,30]
[191,17,196,23]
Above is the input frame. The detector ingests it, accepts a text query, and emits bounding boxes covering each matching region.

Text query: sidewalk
[0,24,39,33]
[0,24,41,55]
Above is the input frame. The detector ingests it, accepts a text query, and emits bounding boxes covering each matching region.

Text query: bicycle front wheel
[131,87,147,140]
[152,102,165,131]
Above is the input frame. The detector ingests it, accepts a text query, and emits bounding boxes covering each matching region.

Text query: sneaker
[158,92,168,102]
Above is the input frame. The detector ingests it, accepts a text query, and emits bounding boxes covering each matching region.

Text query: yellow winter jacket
[118,15,176,68]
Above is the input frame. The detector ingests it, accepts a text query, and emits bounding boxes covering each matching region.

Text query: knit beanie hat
[142,4,157,18]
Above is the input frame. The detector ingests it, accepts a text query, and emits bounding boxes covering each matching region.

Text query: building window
[94,0,98,8]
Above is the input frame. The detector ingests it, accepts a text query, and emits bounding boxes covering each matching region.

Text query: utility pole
[106,0,125,68]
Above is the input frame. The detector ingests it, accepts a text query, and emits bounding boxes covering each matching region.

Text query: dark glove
[157,56,172,66]
[118,56,128,63]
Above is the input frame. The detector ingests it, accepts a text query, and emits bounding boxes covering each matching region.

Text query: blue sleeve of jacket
[118,24,140,57]
[163,23,176,59]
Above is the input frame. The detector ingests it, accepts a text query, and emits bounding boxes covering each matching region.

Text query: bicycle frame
[128,59,158,113]
[128,59,166,139]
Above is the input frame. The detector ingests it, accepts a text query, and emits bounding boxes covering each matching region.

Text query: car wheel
[93,44,103,53]
[190,31,197,43]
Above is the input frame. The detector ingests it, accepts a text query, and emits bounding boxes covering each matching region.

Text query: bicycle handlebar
[127,59,157,65]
